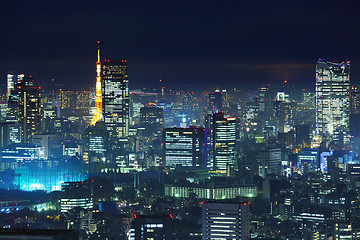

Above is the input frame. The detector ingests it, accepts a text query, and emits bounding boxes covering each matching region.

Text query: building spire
[90,41,103,126]
[97,41,100,63]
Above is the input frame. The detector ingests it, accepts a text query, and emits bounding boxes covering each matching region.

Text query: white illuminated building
[60,181,93,213]
[60,198,93,213]
[1,144,44,170]
[7,74,14,101]
[202,202,249,240]
[102,60,129,141]
[213,113,236,172]
[163,127,208,168]
[316,60,350,144]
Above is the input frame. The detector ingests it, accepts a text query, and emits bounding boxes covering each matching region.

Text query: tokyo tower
[90,41,102,126]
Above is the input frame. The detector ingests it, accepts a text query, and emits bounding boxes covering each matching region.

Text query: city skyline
[1,0,360,90]
[2,1,360,239]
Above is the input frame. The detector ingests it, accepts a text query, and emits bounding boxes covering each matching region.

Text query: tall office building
[7,74,25,102]
[163,127,208,168]
[202,202,249,240]
[213,113,236,172]
[102,59,129,142]
[6,74,25,123]
[84,122,108,172]
[140,106,164,138]
[18,76,41,143]
[316,60,350,144]
[350,86,360,115]
[7,73,14,101]
[207,89,227,114]
[258,85,272,118]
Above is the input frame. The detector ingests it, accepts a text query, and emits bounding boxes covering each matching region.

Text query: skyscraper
[7,73,14,102]
[213,113,236,173]
[316,60,350,144]
[202,202,249,240]
[163,127,208,168]
[140,106,164,138]
[18,76,41,143]
[102,59,129,142]
[257,85,272,118]
[84,122,108,172]
[6,74,25,123]
[207,89,227,114]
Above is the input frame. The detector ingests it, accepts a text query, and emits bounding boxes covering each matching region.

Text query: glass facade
[18,76,41,143]
[202,202,249,240]
[298,148,319,173]
[15,164,86,192]
[165,184,257,199]
[102,60,129,141]
[316,60,350,144]
[163,127,208,168]
[213,113,236,171]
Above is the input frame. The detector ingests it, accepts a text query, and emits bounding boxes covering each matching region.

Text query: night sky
[1,0,360,91]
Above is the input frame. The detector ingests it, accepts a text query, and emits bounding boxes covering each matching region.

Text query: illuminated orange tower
[90,41,102,126]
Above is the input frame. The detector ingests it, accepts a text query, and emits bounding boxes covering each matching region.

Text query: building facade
[316,60,350,145]
[18,76,41,143]
[202,202,249,240]
[102,60,129,142]
[213,113,236,172]
[129,215,173,240]
[163,127,208,168]
[165,184,257,200]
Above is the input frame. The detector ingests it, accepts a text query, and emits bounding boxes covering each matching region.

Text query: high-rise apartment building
[202,202,249,240]
[213,113,236,172]
[18,76,41,143]
[316,60,350,144]
[102,60,129,142]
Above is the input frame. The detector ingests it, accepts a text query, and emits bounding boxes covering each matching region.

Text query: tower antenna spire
[90,41,103,126]
[97,41,100,63]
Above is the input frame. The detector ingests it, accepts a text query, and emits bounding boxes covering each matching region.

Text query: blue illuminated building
[298,148,319,173]
[320,151,333,173]
[14,159,86,192]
